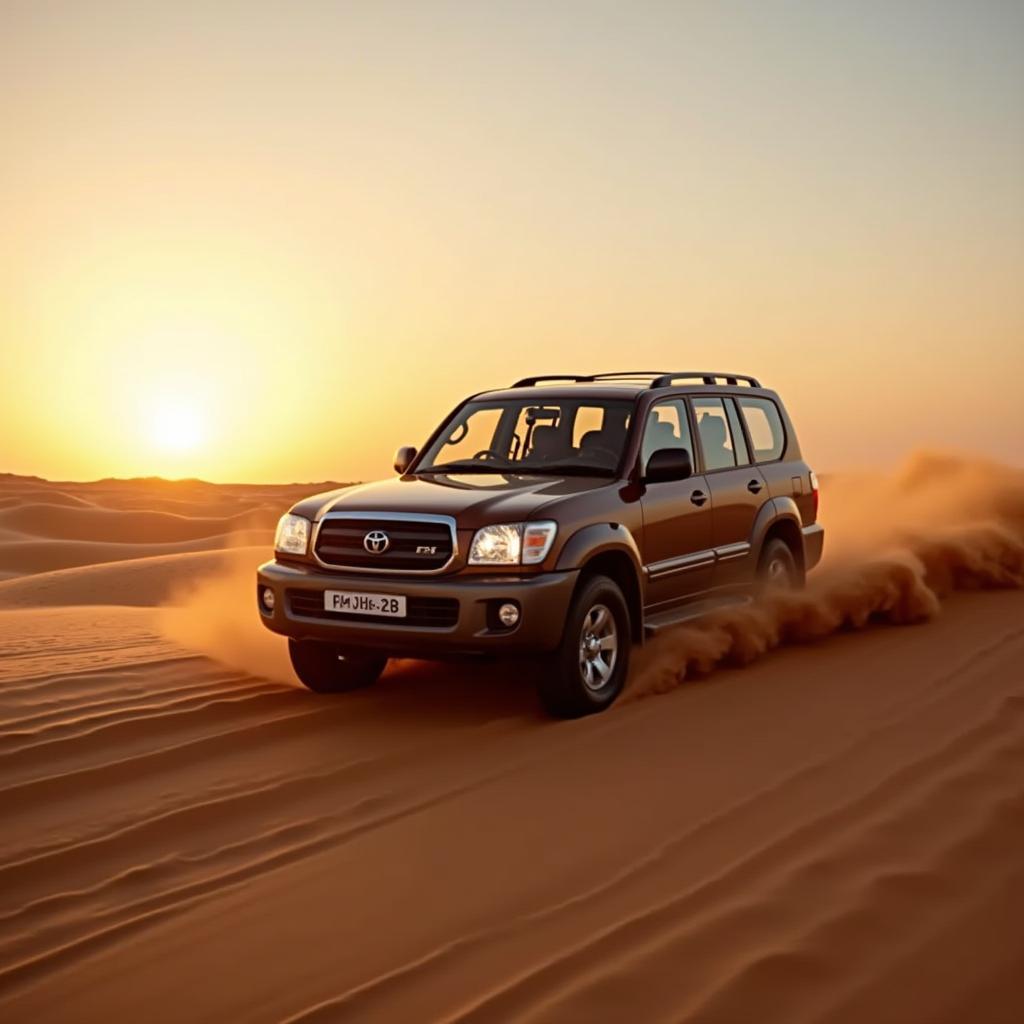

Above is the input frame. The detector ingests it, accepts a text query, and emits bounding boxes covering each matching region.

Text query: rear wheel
[288,639,387,693]
[757,537,802,590]
[538,574,631,719]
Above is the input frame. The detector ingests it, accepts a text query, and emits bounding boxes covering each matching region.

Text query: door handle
[690,490,708,507]
[747,479,763,494]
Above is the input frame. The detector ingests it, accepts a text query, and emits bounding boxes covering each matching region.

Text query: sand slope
[0,461,1022,1022]
[0,475,343,579]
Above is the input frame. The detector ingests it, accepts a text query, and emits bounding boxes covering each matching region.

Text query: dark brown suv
[257,371,823,717]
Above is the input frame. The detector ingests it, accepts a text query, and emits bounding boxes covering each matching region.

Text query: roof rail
[511,370,762,389]
[512,370,671,387]
[649,372,761,389]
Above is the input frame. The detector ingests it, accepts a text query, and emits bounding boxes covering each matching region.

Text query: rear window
[738,397,786,461]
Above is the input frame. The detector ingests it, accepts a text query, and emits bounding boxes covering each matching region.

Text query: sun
[149,399,205,453]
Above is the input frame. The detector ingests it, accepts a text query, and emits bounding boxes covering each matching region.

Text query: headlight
[468,521,557,566]
[274,514,310,555]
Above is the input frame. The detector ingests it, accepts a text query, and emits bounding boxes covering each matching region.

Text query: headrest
[699,415,727,446]
[530,425,560,455]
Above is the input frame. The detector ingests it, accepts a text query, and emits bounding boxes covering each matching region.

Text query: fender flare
[554,523,645,641]
[751,497,804,565]
[554,522,644,576]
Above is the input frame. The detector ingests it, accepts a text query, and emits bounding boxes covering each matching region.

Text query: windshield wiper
[416,461,516,474]
[525,463,617,477]
[418,460,617,478]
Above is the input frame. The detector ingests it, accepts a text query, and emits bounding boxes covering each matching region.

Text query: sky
[1,0,1022,483]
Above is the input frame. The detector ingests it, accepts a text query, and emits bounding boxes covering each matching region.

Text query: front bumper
[256,560,579,656]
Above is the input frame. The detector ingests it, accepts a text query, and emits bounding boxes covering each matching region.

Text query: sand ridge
[0,457,1022,1022]
[0,474,344,582]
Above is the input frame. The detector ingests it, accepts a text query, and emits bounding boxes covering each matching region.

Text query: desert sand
[0,456,1022,1023]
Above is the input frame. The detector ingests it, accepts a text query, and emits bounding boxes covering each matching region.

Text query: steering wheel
[472,449,505,462]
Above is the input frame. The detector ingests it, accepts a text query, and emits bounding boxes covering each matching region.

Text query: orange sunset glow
[2,2,1021,483]
[3,5,1024,1023]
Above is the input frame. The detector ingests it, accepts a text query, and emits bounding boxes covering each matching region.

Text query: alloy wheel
[578,603,618,691]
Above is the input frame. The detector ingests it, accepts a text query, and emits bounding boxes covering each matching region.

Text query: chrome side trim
[644,549,716,580]
[713,541,751,562]
[644,541,751,579]
[311,511,459,575]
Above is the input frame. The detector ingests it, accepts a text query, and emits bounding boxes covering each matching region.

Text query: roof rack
[649,372,761,389]
[512,371,671,387]
[511,370,762,389]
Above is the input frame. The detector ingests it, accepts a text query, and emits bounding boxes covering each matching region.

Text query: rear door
[638,398,714,608]
[690,395,768,587]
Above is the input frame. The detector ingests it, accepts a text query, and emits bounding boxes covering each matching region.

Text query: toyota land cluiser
[257,371,823,717]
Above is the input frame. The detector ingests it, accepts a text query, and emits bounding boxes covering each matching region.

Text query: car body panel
[639,473,714,606]
[554,522,645,575]
[291,473,617,532]
[259,375,824,657]
[702,465,768,588]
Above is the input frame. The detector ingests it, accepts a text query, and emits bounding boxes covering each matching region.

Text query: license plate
[323,590,406,617]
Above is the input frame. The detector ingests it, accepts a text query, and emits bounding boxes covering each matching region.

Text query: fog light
[261,586,276,612]
[497,602,520,627]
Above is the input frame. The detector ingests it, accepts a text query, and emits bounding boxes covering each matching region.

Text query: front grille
[286,589,459,628]
[313,516,454,572]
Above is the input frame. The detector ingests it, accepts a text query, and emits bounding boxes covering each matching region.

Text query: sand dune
[0,490,96,509]
[0,473,337,582]
[0,502,274,543]
[0,536,276,580]
[0,458,1022,1022]
[0,546,270,607]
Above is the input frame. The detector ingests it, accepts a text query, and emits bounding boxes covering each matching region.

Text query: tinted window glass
[641,399,694,468]
[738,397,785,461]
[724,399,750,466]
[509,405,561,461]
[572,405,610,447]
[419,398,633,475]
[429,407,503,464]
[692,397,738,471]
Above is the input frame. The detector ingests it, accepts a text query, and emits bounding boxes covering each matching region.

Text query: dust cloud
[157,546,298,685]
[628,452,1024,699]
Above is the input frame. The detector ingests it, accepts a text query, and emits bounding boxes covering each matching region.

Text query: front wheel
[288,639,387,693]
[538,574,632,719]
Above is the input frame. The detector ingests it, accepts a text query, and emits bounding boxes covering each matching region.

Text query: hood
[288,473,616,529]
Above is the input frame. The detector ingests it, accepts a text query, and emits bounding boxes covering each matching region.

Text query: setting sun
[149,398,205,454]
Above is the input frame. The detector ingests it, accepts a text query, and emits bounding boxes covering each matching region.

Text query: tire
[538,574,632,719]
[288,639,387,694]
[757,537,802,590]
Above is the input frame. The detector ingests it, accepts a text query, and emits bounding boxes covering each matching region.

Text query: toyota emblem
[363,530,390,554]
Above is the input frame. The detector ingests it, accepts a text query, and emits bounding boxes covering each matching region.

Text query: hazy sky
[2,0,1021,482]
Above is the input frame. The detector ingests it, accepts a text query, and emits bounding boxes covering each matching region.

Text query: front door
[639,398,714,608]
[691,395,768,587]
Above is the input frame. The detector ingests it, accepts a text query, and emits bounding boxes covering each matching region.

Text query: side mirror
[394,445,417,475]
[643,447,693,484]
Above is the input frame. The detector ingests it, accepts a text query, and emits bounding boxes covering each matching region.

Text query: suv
[257,371,823,717]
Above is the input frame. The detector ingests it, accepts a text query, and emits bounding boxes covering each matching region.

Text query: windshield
[416,398,634,476]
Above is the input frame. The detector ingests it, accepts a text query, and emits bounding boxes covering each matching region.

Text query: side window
[641,399,694,467]
[692,397,741,471]
[738,397,785,462]
[724,399,750,466]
